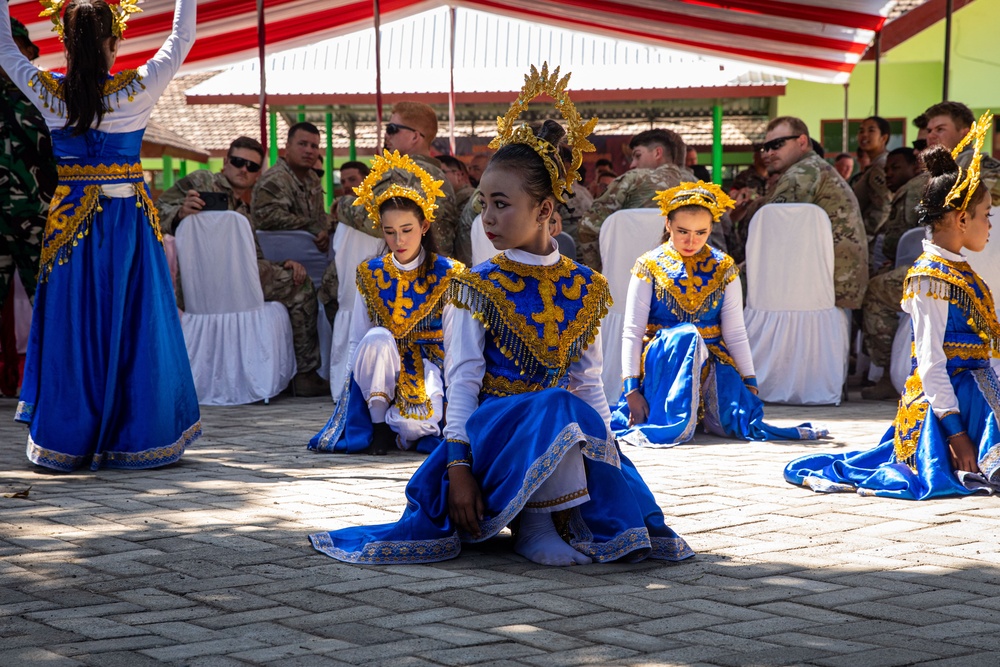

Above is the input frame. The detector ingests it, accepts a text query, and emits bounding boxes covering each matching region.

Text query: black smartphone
[198,191,228,212]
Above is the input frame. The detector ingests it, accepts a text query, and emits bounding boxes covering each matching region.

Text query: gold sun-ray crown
[653,181,736,223]
[488,63,598,203]
[39,0,143,42]
[946,110,993,212]
[353,149,446,228]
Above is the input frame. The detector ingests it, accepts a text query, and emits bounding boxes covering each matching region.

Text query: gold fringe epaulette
[447,266,611,379]
[28,70,145,117]
[902,270,1000,355]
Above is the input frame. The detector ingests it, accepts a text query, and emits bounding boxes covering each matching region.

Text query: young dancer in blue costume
[309,64,693,566]
[786,114,1000,499]
[611,181,827,447]
[0,0,200,471]
[309,150,464,455]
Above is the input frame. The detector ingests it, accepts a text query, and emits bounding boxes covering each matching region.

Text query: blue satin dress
[785,251,1000,499]
[16,125,201,471]
[309,254,694,564]
[612,244,825,447]
[308,253,463,454]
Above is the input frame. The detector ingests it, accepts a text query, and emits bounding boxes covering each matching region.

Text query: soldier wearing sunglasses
[333,101,466,264]
[155,135,326,398]
[734,116,867,311]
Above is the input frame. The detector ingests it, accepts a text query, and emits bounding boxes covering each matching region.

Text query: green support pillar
[297,105,305,123]
[711,102,723,185]
[269,111,278,166]
[179,159,188,178]
[162,155,174,189]
[349,137,357,162]
[325,112,334,210]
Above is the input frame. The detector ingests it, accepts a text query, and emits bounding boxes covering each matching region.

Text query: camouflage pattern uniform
[860,172,928,368]
[335,153,467,264]
[956,145,1000,206]
[251,158,328,236]
[158,169,321,374]
[742,151,868,310]
[0,76,56,301]
[731,166,768,198]
[577,163,694,271]
[852,151,891,241]
[557,187,592,243]
[453,184,475,265]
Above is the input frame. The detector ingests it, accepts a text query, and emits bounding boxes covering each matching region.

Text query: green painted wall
[777,0,1000,151]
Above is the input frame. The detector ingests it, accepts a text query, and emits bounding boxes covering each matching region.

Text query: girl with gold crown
[308,150,464,455]
[786,114,1000,499]
[0,0,200,471]
[611,182,827,447]
[309,65,692,566]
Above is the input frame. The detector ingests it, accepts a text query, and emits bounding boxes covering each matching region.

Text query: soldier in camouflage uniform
[926,101,1000,206]
[860,148,926,400]
[334,103,465,264]
[739,116,868,310]
[0,19,56,304]
[577,128,694,271]
[853,116,892,243]
[439,155,475,263]
[157,136,326,397]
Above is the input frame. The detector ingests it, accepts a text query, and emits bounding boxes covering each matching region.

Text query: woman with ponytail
[0,0,200,471]
[785,114,1000,499]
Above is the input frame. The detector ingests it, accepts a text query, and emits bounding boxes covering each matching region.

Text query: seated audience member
[156,137,327,397]
[736,116,867,309]
[589,170,616,199]
[853,116,892,241]
[861,147,928,401]
[467,153,489,188]
[925,101,1000,205]
[252,122,331,254]
[912,113,929,152]
[595,157,616,176]
[730,151,768,201]
[577,128,694,271]
[338,161,370,197]
[439,155,475,263]
[556,145,592,241]
[833,152,855,181]
[686,146,712,181]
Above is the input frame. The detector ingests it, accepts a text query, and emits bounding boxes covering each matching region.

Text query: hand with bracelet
[447,465,483,539]
[947,431,978,473]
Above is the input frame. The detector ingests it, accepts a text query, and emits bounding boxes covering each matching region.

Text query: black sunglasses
[385,122,422,136]
[757,135,802,153]
[229,156,262,172]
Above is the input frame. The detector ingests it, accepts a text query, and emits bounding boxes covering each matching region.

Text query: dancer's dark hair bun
[922,145,959,178]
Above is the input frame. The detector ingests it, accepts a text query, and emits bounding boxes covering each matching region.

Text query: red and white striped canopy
[10,0,896,83]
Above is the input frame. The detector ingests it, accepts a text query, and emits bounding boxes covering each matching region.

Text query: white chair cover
[328,223,384,399]
[12,272,30,354]
[890,314,912,394]
[743,203,850,405]
[597,208,665,404]
[966,207,1000,302]
[175,211,296,405]
[894,226,927,269]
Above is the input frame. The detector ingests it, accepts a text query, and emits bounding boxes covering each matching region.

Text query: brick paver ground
[2,393,999,666]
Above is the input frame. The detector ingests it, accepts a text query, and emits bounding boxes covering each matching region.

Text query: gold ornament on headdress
[945,110,992,212]
[488,63,598,203]
[353,149,445,228]
[39,0,143,42]
[654,181,736,223]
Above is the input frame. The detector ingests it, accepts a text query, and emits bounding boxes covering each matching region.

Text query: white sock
[514,512,591,566]
[368,398,388,423]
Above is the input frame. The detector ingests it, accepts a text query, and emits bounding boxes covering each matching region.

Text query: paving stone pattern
[2,395,999,666]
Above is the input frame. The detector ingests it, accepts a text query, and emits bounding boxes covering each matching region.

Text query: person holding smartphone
[155,136,327,397]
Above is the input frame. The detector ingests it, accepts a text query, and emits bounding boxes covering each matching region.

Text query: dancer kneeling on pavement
[309,151,464,455]
[785,114,1000,499]
[611,181,828,447]
[308,64,693,566]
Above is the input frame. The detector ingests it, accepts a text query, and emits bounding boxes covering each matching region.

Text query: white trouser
[523,445,590,513]
[353,327,443,449]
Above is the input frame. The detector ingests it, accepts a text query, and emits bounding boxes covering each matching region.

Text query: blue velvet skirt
[308,376,442,454]
[612,324,825,447]
[309,388,694,564]
[785,368,1000,500]
[16,194,201,471]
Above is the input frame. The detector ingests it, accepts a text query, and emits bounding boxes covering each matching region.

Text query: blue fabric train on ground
[309,63,693,566]
[309,149,463,455]
[0,0,201,471]
[611,180,827,447]
[786,112,1000,499]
